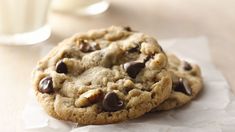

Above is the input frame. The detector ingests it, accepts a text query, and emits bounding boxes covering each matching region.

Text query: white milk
[0,0,50,35]
[52,0,109,15]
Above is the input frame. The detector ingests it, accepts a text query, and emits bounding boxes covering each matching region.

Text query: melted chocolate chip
[79,40,100,53]
[102,92,124,112]
[56,60,68,74]
[173,78,192,96]
[39,77,54,94]
[123,61,145,78]
[183,61,192,71]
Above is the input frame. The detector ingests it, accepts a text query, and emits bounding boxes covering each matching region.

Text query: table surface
[0,0,234,131]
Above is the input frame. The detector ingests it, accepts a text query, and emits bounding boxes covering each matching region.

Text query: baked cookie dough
[153,54,203,111]
[32,26,172,124]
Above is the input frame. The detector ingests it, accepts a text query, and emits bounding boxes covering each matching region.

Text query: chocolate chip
[124,26,132,31]
[128,45,140,53]
[102,92,124,112]
[173,78,192,96]
[123,61,145,78]
[79,40,100,53]
[183,61,192,71]
[56,60,68,74]
[123,87,133,95]
[39,77,54,94]
[143,55,152,63]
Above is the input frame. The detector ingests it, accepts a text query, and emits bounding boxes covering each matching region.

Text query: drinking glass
[0,0,51,45]
[52,0,110,16]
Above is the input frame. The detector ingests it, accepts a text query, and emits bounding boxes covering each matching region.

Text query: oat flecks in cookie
[32,26,172,124]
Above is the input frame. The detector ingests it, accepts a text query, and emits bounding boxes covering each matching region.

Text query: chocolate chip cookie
[153,54,203,111]
[32,26,172,124]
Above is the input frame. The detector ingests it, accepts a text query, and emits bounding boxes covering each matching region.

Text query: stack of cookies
[32,26,203,125]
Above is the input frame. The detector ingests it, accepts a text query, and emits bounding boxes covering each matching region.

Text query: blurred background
[0,0,234,131]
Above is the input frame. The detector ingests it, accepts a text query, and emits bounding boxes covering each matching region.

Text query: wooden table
[0,0,234,131]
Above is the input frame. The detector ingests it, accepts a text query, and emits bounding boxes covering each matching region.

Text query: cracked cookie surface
[153,54,203,111]
[32,26,172,124]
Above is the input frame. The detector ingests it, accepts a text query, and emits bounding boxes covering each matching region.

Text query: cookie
[153,54,203,111]
[32,26,172,124]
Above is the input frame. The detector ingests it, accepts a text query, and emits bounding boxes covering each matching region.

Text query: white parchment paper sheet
[22,37,235,132]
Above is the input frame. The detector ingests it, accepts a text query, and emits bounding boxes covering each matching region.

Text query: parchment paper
[22,37,235,132]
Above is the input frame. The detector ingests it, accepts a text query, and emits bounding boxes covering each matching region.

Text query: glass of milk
[52,0,109,16]
[0,0,51,45]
